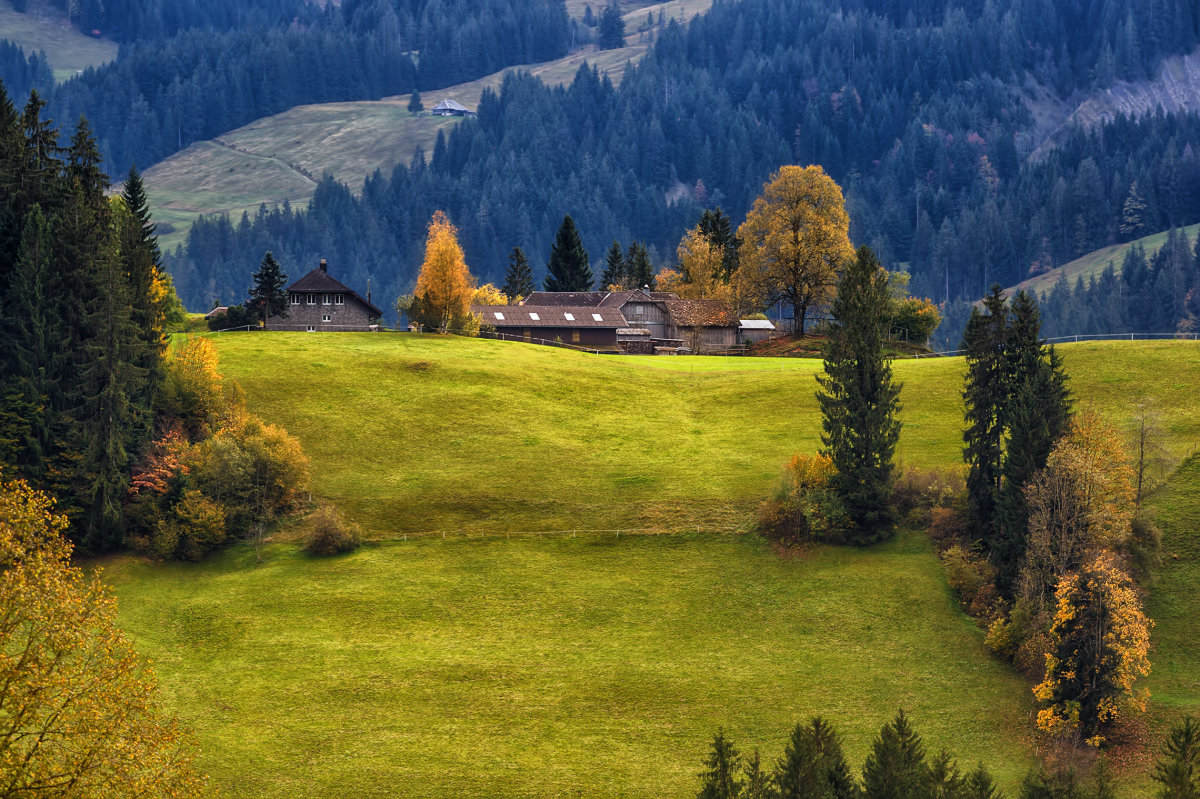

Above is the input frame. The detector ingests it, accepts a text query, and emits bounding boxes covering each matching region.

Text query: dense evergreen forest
[1,0,570,175]
[166,0,1200,332]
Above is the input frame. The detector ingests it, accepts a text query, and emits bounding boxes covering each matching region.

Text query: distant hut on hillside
[431,99,476,118]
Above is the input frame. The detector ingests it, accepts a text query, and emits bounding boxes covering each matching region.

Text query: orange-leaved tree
[1033,550,1152,746]
[737,165,854,337]
[0,473,205,796]
[414,210,475,333]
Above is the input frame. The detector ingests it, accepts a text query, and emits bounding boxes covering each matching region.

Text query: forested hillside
[1,0,571,176]
[165,0,1200,325]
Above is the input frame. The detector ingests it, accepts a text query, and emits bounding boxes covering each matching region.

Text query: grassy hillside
[206,335,1200,537]
[99,336,1200,796]
[142,0,712,251]
[0,0,117,81]
[1008,223,1200,298]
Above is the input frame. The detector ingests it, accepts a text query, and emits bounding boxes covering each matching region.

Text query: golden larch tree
[415,211,474,333]
[0,474,205,797]
[737,165,854,337]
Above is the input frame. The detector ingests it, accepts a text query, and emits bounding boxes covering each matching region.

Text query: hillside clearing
[142,0,712,250]
[1008,223,1200,298]
[0,0,117,81]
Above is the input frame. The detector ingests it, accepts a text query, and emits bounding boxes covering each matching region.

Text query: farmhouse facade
[476,289,767,354]
[270,259,383,332]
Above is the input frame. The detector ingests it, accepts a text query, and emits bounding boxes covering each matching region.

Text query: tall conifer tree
[625,241,655,290]
[249,250,289,327]
[501,246,533,300]
[817,246,902,545]
[600,239,627,290]
[861,710,929,798]
[962,286,1009,551]
[543,215,592,292]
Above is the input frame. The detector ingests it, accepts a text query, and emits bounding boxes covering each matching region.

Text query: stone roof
[432,99,471,113]
[664,298,737,328]
[472,305,627,328]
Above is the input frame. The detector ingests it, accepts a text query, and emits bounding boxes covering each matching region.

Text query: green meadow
[101,336,1200,796]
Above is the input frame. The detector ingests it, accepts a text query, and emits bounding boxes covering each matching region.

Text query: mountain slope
[144,0,711,251]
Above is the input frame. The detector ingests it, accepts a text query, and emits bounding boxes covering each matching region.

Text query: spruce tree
[249,251,290,327]
[1152,717,1200,798]
[816,246,902,545]
[774,717,858,799]
[861,710,929,799]
[544,215,592,292]
[600,239,627,290]
[0,81,22,289]
[962,286,1009,552]
[501,246,533,300]
[0,205,54,475]
[119,163,166,448]
[407,88,423,114]
[698,207,740,282]
[697,729,742,799]
[625,241,655,291]
[994,291,1071,593]
[597,3,625,49]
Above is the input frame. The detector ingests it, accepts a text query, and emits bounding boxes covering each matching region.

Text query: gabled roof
[664,298,737,328]
[288,267,383,317]
[472,304,627,328]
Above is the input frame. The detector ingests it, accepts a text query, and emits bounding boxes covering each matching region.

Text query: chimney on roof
[319,258,327,273]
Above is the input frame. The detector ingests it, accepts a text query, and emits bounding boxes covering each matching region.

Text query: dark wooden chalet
[472,304,624,347]
[522,289,676,340]
[270,259,382,332]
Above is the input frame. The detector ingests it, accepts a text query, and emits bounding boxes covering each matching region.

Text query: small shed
[738,318,777,344]
[663,299,738,353]
[617,327,654,354]
[431,99,476,117]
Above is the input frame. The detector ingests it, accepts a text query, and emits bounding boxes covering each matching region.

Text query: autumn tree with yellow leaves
[1033,551,1152,745]
[0,474,205,796]
[414,211,475,333]
[737,165,855,337]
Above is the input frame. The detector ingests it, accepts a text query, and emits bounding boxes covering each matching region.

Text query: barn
[472,305,624,348]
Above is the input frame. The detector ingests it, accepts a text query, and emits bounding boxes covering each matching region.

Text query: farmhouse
[522,289,676,340]
[431,99,476,117]
[472,304,624,347]
[270,259,382,332]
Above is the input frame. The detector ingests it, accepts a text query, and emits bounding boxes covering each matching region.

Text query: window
[494,312,505,320]
[307,295,316,305]
[335,294,344,305]
[306,325,315,332]
[290,294,300,305]
[633,304,643,315]
[564,313,575,321]
[323,294,332,305]
[529,312,540,321]
[322,314,331,322]
[592,313,603,321]
[571,330,580,343]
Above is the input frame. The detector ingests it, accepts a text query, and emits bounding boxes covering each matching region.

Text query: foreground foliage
[0,475,203,796]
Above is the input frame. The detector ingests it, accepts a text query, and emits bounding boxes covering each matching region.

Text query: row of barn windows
[291,293,345,305]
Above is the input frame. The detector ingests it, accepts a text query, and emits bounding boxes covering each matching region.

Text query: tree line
[695,712,1200,798]
[166,0,1200,334]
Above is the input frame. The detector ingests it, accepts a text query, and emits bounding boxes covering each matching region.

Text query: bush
[888,297,942,346]
[758,453,846,545]
[929,506,969,546]
[941,545,996,617]
[206,304,258,331]
[163,338,224,438]
[305,505,362,556]
[891,464,966,525]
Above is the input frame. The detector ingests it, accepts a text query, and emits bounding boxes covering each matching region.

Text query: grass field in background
[97,336,1200,797]
[0,0,117,81]
[1009,223,1200,298]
